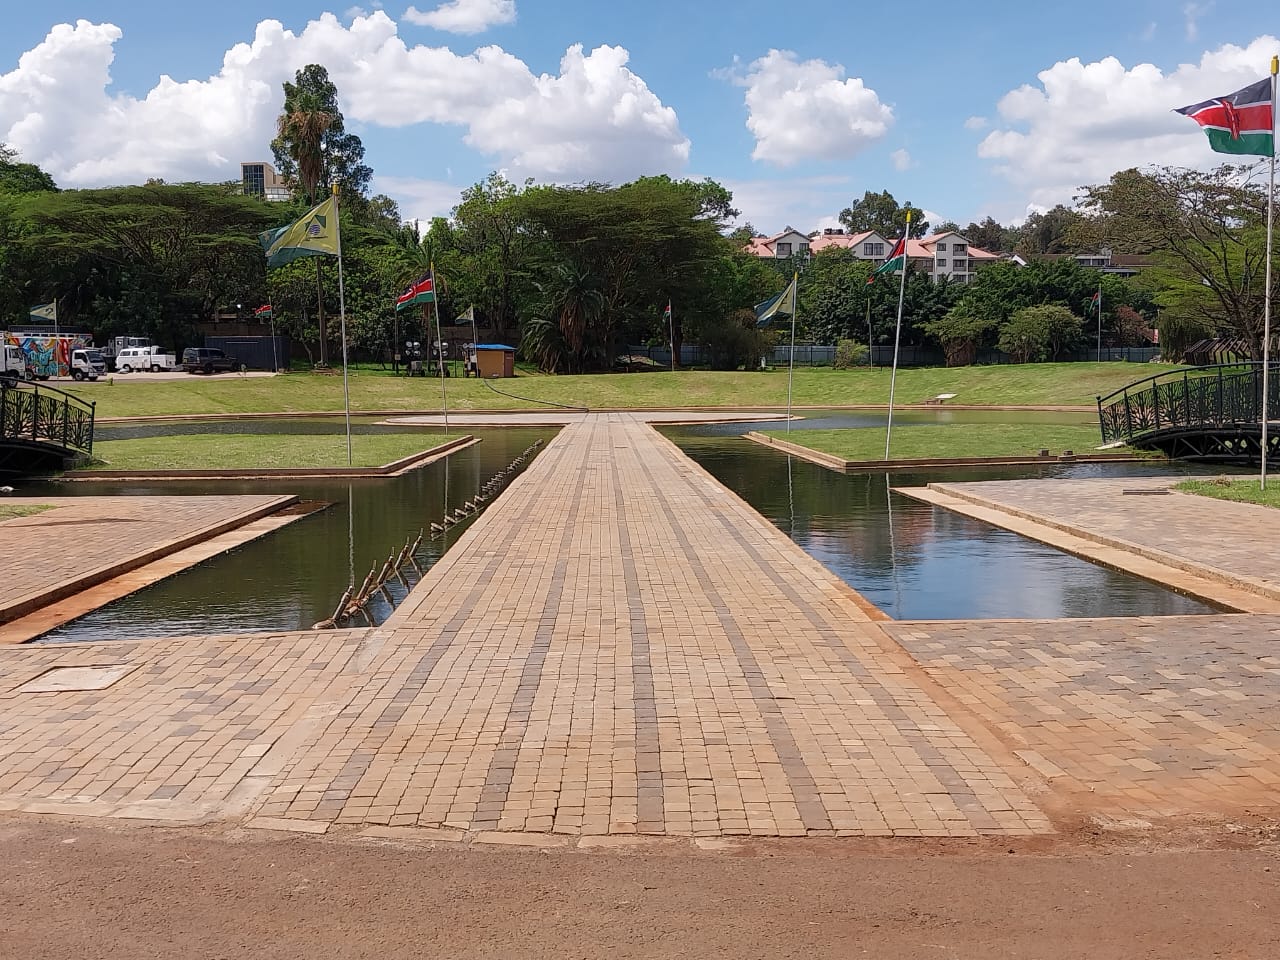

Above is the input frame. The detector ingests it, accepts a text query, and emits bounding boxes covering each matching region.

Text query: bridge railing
[0,380,96,456]
[1097,363,1277,444]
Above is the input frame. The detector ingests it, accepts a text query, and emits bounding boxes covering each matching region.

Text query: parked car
[115,346,177,373]
[181,347,244,374]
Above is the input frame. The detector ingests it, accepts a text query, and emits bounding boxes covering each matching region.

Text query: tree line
[1,61,1274,371]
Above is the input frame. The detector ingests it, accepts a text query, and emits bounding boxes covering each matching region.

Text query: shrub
[832,339,868,369]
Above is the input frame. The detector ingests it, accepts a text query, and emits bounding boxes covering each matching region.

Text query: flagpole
[667,300,675,373]
[333,183,353,467]
[1096,279,1103,360]
[1262,54,1278,491]
[885,211,912,460]
[469,303,479,378]
[866,296,874,369]
[786,273,798,434]
[432,264,449,436]
[269,309,279,374]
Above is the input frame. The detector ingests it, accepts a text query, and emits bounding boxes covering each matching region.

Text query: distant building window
[797,242,809,254]
[936,259,947,268]
[936,242,947,251]
[776,242,792,256]
[863,242,884,257]
[243,164,266,197]
[952,258,967,271]
[953,243,967,253]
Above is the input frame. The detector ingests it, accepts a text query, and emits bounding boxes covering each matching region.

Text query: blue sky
[0,1,1276,234]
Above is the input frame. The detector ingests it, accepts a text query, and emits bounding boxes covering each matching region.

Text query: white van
[115,345,176,373]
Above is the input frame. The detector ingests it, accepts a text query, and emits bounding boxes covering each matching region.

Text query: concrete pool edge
[57,435,480,482]
[895,483,1280,614]
[745,431,1150,474]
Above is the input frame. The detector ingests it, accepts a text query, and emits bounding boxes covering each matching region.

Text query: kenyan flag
[254,304,273,319]
[1175,77,1274,157]
[867,236,908,285]
[395,272,434,311]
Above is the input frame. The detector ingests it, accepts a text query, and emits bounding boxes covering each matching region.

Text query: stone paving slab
[0,631,368,820]
[0,495,296,625]
[884,615,1280,821]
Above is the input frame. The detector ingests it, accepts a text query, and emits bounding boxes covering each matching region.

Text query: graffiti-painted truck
[1,332,104,380]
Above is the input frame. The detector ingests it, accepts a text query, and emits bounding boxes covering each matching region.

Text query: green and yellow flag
[260,196,340,268]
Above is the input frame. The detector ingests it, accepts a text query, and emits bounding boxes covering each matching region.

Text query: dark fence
[628,343,1162,369]
[204,335,291,371]
[0,379,96,455]
[1097,362,1277,443]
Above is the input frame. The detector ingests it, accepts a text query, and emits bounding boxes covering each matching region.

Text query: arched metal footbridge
[0,380,96,475]
[1098,362,1280,462]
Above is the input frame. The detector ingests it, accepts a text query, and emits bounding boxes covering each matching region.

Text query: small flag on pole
[396,272,434,312]
[867,237,908,285]
[1174,77,1275,157]
[29,302,56,322]
[754,277,797,327]
[663,302,672,323]
[1088,290,1101,312]
[254,304,273,319]
[259,197,341,267]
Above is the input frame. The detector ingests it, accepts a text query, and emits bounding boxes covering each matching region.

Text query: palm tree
[538,263,605,373]
[274,75,335,365]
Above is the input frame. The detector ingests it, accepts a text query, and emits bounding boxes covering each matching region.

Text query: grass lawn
[0,504,54,521]
[761,422,1127,461]
[63,362,1175,420]
[1175,478,1280,509]
[84,432,450,471]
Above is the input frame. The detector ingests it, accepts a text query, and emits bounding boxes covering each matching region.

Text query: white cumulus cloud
[0,13,689,196]
[963,115,987,131]
[890,148,912,171]
[402,0,515,34]
[376,175,464,225]
[977,35,1280,209]
[733,50,892,167]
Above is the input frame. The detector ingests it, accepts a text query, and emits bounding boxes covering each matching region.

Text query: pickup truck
[181,347,243,374]
[115,346,177,373]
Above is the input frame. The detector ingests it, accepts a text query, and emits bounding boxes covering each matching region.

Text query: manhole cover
[18,665,137,693]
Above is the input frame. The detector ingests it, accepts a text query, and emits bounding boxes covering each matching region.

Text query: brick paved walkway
[7,427,1280,840]
[885,616,1280,820]
[0,417,1045,838]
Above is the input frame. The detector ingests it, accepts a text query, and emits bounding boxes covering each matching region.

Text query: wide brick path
[0,417,1045,838]
[8,425,1280,840]
[250,416,1044,837]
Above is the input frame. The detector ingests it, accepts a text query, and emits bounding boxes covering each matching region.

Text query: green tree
[1076,164,1277,355]
[921,301,997,366]
[838,190,928,238]
[998,304,1083,362]
[1013,204,1085,258]
[14,183,276,348]
[271,64,374,366]
[0,145,58,195]
[963,216,1015,254]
